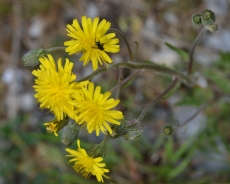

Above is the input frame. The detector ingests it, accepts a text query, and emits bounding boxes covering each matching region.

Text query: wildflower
[74,82,123,136]
[32,54,88,120]
[64,16,120,70]
[66,139,109,183]
[44,117,69,136]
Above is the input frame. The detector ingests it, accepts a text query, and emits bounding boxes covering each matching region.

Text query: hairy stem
[77,61,191,84]
[109,28,133,61]
[187,27,207,75]
[137,77,179,123]
[46,46,65,53]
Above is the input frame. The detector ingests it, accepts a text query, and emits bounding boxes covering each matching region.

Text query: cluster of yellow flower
[32,16,123,182]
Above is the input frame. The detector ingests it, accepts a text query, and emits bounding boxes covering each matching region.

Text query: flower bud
[110,119,143,140]
[22,48,47,67]
[192,14,202,26]
[162,124,175,136]
[207,23,218,33]
[44,116,69,136]
[124,129,142,140]
[201,10,216,26]
[88,143,106,158]
[61,120,80,146]
[110,122,127,139]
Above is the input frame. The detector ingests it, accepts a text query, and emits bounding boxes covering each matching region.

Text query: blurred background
[1,0,230,183]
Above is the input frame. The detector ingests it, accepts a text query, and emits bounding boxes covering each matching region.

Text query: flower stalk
[187,27,207,75]
[78,61,191,84]
[109,28,133,61]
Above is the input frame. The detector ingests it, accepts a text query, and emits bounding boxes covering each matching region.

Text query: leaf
[165,42,189,60]
[205,70,230,93]
[176,86,211,106]
[172,135,197,163]
[121,141,143,161]
[164,137,174,162]
[167,151,194,179]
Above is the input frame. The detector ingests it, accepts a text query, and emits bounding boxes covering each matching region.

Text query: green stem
[115,68,123,99]
[77,61,191,84]
[134,41,139,61]
[46,46,65,53]
[109,28,133,61]
[101,134,109,147]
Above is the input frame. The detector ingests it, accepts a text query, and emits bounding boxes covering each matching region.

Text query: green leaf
[121,141,143,161]
[205,70,230,93]
[167,151,194,179]
[165,42,189,60]
[172,135,197,163]
[176,86,211,106]
[164,137,174,162]
[215,52,230,71]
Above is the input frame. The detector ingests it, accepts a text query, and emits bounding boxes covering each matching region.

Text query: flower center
[83,38,95,50]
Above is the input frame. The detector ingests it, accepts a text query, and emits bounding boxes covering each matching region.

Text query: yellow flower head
[64,16,120,70]
[32,54,88,120]
[44,117,69,136]
[66,139,109,183]
[74,82,123,136]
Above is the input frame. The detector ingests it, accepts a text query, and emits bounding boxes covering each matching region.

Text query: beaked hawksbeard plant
[22,10,218,183]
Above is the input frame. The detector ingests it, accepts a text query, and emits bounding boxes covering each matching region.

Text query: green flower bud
[192,14,202,26]
[207,23,218,33]
[162,125,175,136]
[88,143,106,158]
[110,119,143,140]
[61,120,80,146]
[22,48,47,67]
[124,129,142,140]
[110,120,127,139]
[201,10,216,26]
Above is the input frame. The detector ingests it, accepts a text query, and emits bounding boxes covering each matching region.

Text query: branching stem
[77,61,191,84]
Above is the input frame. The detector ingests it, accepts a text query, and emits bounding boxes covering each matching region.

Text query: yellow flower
[73,82,123,136]
[66,139,109,183]
[44,117,69,136]
[32,54,88,120]
[64,16,120,70]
